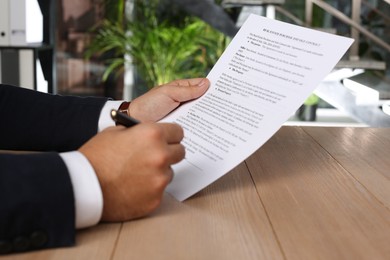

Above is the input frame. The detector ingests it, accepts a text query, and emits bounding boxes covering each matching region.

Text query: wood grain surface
[3,127,390,260]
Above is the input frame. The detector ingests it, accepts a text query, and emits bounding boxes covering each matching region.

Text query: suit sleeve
[0,84,108,151]
[0,84,109,254]
[0,153,75,254]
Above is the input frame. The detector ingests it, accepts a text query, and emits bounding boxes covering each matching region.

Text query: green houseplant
[86,0,229,90]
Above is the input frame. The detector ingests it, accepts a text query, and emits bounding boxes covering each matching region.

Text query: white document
[161,14,354,201]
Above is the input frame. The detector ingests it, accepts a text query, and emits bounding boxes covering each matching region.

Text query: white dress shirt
[59,100,123,229]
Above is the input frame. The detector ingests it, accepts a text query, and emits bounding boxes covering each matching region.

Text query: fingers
[167,143,186,165]
[156,123,186,164]
[163,78,210,102]
[115,122,185,166]
[171,78,209,87]
[158,123,184,144]
[165,167,175,184]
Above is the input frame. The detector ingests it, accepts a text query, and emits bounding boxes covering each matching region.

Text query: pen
[110,109,140,127]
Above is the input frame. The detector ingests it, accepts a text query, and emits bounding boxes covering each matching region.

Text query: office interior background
[0,0,389,126]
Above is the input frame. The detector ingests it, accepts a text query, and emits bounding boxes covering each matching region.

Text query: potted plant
[86,0,229,95]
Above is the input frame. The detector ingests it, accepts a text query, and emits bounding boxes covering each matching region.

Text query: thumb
[169,78,210,102]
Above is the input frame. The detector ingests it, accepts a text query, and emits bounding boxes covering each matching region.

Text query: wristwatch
[118,101,131,116]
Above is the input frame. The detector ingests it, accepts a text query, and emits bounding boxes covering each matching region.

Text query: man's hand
[129,78,210,122]
[79,123,185,222]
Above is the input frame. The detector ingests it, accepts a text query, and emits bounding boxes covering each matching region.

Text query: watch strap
[118,101,131,115]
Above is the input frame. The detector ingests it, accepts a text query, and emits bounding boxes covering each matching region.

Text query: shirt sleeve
[60,151,103,229]
[98,100,124,132]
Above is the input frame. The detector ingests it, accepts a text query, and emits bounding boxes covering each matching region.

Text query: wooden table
[4,126,390,260]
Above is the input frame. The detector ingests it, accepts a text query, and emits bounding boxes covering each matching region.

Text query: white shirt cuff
[60,151,103,229]
[98,100,124,132]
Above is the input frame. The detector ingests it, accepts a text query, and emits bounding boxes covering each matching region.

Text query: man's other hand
[79,123,184,222]
[129,78,210,122]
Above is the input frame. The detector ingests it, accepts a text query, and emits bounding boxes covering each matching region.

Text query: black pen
[110,109,140,127]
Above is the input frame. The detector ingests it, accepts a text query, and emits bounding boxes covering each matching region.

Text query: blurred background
[1,0,389,126]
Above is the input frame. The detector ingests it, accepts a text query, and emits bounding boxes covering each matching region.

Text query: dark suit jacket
[0,84,108,254]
